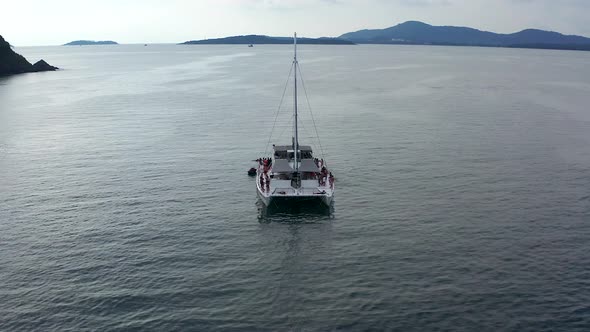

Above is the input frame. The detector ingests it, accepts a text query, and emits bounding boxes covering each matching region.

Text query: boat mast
[293,32,299,173]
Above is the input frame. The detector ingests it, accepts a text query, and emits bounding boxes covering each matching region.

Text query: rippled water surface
[1,44,590,331]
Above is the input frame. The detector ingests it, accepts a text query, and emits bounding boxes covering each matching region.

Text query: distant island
[181,35,354,45]
[179,24,590,51]
[339,21,590,51]
[0,34,58,76]
[64,40,118,46]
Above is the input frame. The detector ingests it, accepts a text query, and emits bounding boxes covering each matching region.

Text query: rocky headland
[0,34,58,76]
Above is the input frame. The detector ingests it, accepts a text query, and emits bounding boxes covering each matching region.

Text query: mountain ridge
[339,21,590,51]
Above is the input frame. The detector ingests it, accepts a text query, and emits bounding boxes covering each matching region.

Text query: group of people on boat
[318,166,334,188]
[252,155,333,190]
[255,158,272,192]
[259,172,270,192]
[314,158,324,168]
[256,157,273,173]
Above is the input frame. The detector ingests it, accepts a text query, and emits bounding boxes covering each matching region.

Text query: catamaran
[255,33,335,207]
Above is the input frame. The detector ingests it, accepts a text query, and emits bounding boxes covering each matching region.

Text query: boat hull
[257,188,332,207]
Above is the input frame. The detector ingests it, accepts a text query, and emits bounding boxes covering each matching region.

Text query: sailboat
[255,33,335,207]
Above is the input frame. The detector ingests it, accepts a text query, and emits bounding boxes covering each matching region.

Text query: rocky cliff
[0,35,58,76]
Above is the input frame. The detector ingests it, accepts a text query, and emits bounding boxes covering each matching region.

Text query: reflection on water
[257,199,334,223]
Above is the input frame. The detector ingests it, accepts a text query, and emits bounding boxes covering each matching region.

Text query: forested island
[181,35,354,45]
[180,23,590,51]
[339,21,590,51]
[64,40,118,46]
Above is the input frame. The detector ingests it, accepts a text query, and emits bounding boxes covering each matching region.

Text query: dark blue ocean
[1,44,589,331]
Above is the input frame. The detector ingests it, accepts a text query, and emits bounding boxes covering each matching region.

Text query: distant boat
[144,44,147,46]
[248,44,254,47]
[255,33,335,207]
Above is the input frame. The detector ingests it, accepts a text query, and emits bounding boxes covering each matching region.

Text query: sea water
[1,44,589,331]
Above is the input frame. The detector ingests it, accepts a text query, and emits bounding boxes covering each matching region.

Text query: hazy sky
[2,0,590,46]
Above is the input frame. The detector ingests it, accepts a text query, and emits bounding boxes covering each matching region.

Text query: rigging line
[296,117,316,144]
[297,63,326,160]
[293,94,322,153]
[296,102,319,138]
[265,64,295,155]
[276,114,295,141]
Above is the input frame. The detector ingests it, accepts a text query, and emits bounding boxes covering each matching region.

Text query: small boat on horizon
[248,44,254,47]
[255,33,335,207]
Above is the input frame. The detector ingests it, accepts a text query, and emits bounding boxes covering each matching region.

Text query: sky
[1,0,590,46]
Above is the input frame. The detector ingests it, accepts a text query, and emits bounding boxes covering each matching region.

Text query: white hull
[257,190,333,207]
[256,172,333,207]
[257,189,332,207]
